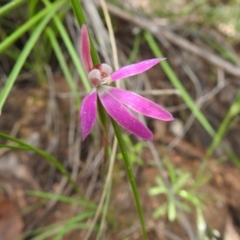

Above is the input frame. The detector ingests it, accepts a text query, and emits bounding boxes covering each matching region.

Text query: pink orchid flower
[80,24,173,140]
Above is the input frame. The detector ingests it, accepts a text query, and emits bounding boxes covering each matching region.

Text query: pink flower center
[88,63,112,88]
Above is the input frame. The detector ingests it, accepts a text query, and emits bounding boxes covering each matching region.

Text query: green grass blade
[0,0,26,18]
[127,32,141,63]
[144,31,215,137]
[206,90,240,160]
[144,31,240,166]
[28,0,39,17]
[200,34,240,65]
[26,190,96,209]
[0,132,81,195]
[41,0,90,92]
[0,144,29,151]
[0,0,65,54]
[53,211,95,240]
[0,0,65,113]
[46,27,80,108]
[30,222,89,240]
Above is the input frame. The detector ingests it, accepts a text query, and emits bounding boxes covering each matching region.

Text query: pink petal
[80,90,97,140]
[80,24,93,73]
[107,87,173,121]
[111,58,165,81]
[98,86,153,140]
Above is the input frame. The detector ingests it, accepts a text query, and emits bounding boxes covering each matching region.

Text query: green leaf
[179,190,201,207]
[168,199,177,222]
[206,90,240,165]
[155,176,164,186]
[153,203,167,219]
[173,173,191,192]
[148,186,167,195]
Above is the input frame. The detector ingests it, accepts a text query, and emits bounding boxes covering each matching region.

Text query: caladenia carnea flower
[80,24,173,141]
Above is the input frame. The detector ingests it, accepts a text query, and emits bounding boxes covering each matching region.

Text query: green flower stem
[0,132,82,196]
[111,118,148,240]
[70,0,99,65]
[71,3,148,238]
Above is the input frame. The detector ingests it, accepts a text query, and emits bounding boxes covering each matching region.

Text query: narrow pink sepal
[80,24,93,73]
[98,87,153,140]
[107,87,173,121]
[80,90,97,140]
[111,58,165,81]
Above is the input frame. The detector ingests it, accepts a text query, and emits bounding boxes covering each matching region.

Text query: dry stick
[96,1,240,77]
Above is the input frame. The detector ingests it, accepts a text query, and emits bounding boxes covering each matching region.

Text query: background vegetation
[0,0,240,239]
